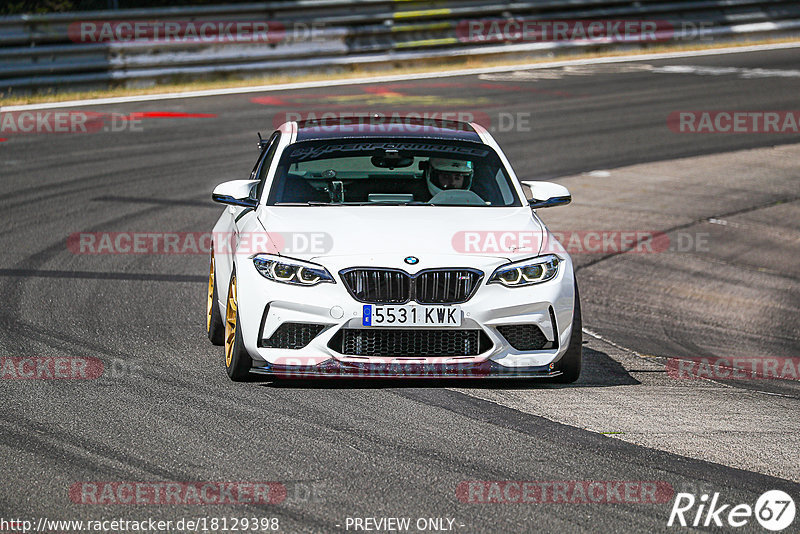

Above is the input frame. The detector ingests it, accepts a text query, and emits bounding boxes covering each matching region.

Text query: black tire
[553,280,582,383]
[206,254,225,346]
[224,274,252,381]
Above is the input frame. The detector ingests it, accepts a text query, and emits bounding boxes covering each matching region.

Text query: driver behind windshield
[425,158,474,196]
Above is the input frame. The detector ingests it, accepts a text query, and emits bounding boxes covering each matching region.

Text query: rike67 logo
[668,490,796,531]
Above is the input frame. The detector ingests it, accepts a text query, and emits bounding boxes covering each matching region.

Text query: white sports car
[207,117,581,382]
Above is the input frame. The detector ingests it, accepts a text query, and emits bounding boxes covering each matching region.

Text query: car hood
[255,206,546,266]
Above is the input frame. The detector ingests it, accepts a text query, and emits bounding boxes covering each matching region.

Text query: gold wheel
[224,275,238,368]
[206,256,215,332]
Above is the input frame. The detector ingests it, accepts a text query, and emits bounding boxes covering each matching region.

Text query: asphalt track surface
[1,47,799,532]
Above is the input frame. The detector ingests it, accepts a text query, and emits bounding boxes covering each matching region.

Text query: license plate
[362,305,461,327]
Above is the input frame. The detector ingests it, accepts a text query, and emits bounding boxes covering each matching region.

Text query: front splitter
[250,359,560,379]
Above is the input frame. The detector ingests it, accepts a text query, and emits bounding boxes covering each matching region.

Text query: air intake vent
[330,328,490,357]
[496,324,551,351]
[260,323,325,349]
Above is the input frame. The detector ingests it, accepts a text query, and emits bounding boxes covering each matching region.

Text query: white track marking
[479,63,800,81]
[653,65,800,77]
[3,41,800,111]
[582,327,647,358]
[582,328,795,397]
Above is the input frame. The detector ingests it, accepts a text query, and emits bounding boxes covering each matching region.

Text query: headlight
[488,255,561,287]
[253,255,334,286]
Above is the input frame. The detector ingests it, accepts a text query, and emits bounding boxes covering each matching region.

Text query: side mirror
[520,181,571,209]
[212,180,259,208]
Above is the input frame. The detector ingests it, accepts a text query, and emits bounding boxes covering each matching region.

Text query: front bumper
[233,254,576,376]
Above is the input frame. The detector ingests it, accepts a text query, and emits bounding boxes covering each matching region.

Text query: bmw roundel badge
[404,256,419,265]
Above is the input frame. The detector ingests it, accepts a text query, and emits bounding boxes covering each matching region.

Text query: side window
[495,169,514,204]
[249,151,263,180]
[255,132,281,201]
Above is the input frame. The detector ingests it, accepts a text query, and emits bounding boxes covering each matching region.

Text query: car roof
[292,116,483,142]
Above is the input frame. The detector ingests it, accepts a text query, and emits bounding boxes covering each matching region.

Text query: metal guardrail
[1,0,799,92]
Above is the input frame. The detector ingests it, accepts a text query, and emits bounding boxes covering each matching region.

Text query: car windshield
[267,139,522,206]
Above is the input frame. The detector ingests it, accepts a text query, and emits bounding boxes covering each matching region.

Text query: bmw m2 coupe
[207,117,581,381]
